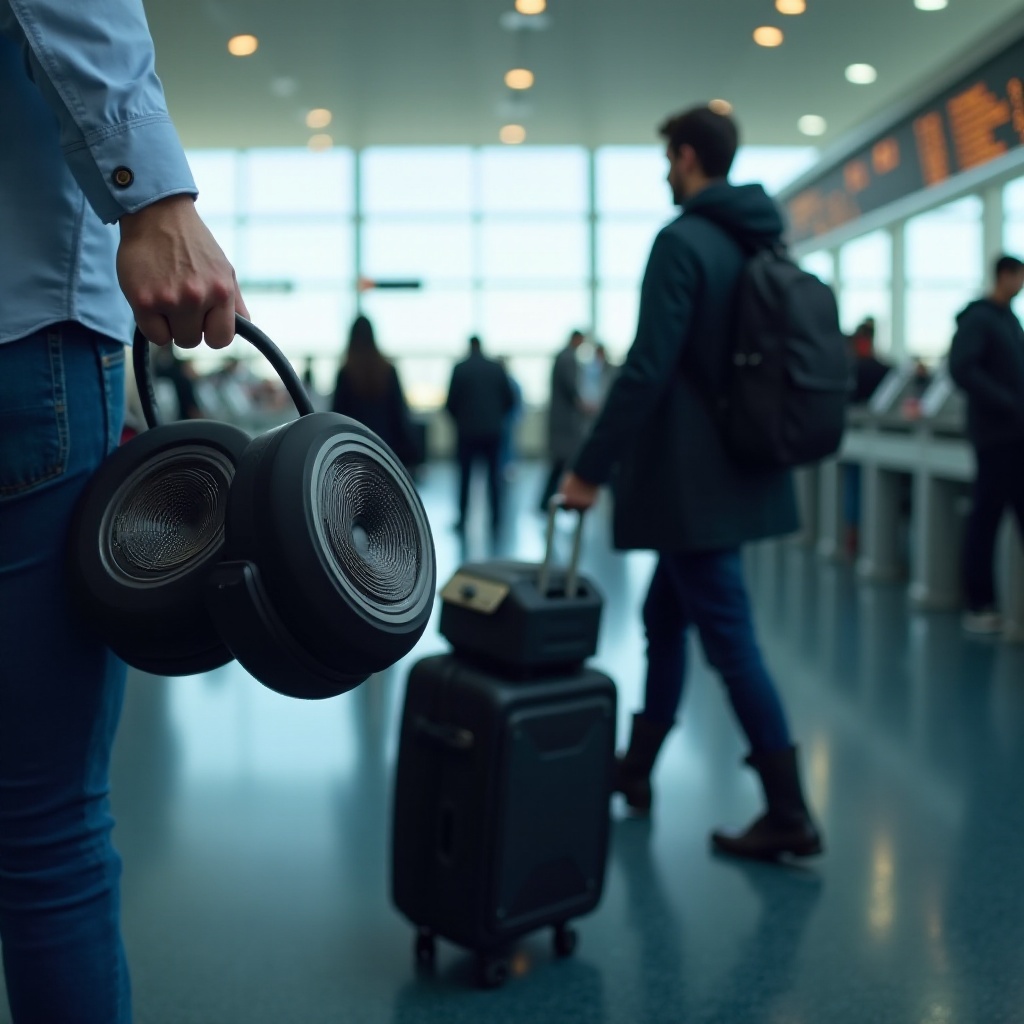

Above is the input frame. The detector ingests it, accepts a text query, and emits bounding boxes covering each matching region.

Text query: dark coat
[547,344,586,461]
[573,182,798,553]
[331,363,418,465]
[949,298,1024,450]
[851,354,891,406]
[446,351,514,441]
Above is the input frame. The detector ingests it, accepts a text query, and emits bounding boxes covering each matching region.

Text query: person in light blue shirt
[0,2,247,1020]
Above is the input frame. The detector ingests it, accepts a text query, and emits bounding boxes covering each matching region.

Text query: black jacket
[332,363,418,466]
[446,351,514,441]
[949,298,1024,450]
[573,182,798,552]
[851,355,891,406]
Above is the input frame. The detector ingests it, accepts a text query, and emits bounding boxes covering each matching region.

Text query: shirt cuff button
[112,166,134,188]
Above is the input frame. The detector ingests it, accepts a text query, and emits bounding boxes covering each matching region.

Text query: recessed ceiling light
[753,26,784,47]
[798,114,828,136]
[914,0,948,9]
[505,68,535,90]
[306,108,332,129]
[515,0,546,12]
[709,99,734,115]
[845,63,878,84]
[499,124,527,145]
[776,0,806,13]
[227,34,258,57]
[308,134,333,152]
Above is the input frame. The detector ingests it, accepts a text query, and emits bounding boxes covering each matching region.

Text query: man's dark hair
[659,105,739,179]
[469,335,482,352]
[995,254,1024,279]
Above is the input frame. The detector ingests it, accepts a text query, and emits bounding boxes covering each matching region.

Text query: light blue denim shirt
[0,0,198,346]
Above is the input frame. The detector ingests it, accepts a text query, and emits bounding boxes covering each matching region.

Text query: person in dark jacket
[332,315,418,468]
[539,330,589,511]
[850,318,890,405]
[446,336,515,532]
[560,105,822,862]
[949,254,1024,634]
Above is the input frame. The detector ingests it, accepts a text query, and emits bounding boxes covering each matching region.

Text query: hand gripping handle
[133,314,314,429]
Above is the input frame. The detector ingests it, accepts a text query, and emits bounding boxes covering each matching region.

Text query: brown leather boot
[711,746,823,861]
[613,713,672,814]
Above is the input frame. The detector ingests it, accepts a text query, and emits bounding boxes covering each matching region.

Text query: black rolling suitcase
[391,506,616,989]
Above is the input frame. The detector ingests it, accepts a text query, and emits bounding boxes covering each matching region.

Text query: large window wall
[186,145,815,406]
[1003,178,1024,322]
[904,196,983,360]
[798,184,1019,366]
[839,231,893,355]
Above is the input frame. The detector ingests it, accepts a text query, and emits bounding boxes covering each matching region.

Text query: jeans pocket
[0,329,69,501]
[98,343,126,455]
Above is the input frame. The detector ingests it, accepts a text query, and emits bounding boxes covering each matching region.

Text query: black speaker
[68,315,435,699]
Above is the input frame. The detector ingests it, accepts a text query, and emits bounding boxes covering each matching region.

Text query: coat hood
[683,182,785,251]
[956,298,1010,324]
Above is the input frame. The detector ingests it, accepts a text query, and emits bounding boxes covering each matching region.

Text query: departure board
[782,34,1024,245]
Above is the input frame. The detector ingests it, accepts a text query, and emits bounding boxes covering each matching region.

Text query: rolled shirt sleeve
[1,0,196,224]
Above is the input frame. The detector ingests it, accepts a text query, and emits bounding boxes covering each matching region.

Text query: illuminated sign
[783,34,1024,244]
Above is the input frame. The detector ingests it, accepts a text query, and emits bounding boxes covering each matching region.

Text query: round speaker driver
[100,446,235,587]
[314,440,428,619]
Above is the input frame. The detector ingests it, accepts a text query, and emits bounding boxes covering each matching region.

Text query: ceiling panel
[145,0,1024,149]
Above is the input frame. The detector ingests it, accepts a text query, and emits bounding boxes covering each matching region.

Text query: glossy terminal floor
[4,463,1024,1023]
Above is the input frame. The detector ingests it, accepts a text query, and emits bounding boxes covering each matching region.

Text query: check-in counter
[797,366,1024,644]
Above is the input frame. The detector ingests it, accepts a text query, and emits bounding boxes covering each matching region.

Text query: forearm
[1,0,196,223]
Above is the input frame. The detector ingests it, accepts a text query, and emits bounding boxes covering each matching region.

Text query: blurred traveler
[332,315,419,468]
[0,0,247,1019]
[581,343,617,425]
[844,318,892,556]
[949,254,1024,635]
[539,330,591,511]
[849,318,890,405]
[301,355,317,399]
[560,105,822,862]
[152,345,203,420]
[497,356,524,481]
[446,336,515,532]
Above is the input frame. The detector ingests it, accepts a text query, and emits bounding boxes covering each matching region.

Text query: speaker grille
[104,450,233,585]
[318,450,421,609]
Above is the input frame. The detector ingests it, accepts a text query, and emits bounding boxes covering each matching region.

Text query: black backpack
[713,246,850,470]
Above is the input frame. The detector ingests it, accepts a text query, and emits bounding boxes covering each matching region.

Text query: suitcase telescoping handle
[538,496,584,599]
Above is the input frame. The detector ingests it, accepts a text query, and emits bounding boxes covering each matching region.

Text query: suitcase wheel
[475,953,510,989]
[414,928,437,969]
[553,923,578,959]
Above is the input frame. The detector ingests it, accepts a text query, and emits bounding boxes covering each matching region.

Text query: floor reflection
[3,461,1018,1024]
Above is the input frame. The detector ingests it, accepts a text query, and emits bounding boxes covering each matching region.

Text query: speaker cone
[100,446,234,587]
[315,443,424,615]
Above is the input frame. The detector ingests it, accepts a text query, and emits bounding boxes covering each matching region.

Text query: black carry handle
[539,495,584,599]
[133,313,314,429]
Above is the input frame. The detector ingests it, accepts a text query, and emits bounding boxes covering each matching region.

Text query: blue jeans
[0,323,130,1023]
[641,549,792,755]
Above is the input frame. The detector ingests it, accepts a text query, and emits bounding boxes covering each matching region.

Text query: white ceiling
[146,0,1024,151]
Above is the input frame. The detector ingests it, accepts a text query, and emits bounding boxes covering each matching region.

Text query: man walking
[560,105,822,862]
[949,255,1024,634]
[446,336,514,533]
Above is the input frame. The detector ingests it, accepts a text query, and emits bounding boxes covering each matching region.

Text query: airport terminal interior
[9,0,1024,1020]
